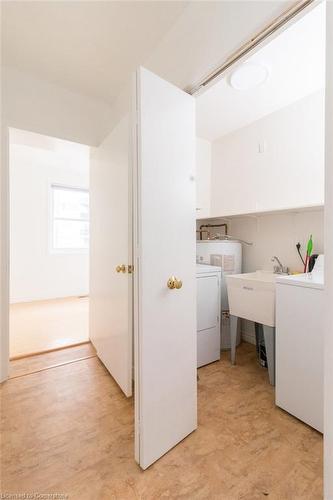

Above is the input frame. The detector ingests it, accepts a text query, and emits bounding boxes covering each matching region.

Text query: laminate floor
[9,342,96,379]
[10,297,89,358]
[1,342,323,499]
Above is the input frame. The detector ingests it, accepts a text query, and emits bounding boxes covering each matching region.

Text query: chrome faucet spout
[271,256,289,274]
[272,255,283,268]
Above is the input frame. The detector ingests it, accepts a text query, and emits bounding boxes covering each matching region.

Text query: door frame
[0,126,93,379]
[131,71,141,462]
[324,2,333,496]
[0,125,10,382]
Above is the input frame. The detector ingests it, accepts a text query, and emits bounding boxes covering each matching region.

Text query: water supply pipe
[199,223,228,240]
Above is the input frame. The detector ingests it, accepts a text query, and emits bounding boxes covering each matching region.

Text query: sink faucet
[271,256,289,274]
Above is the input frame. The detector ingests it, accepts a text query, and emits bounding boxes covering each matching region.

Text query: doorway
[9,128,91,375]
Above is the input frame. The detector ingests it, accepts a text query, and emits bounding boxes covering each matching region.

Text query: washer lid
[276,272,324,290]
[196,264,221,274]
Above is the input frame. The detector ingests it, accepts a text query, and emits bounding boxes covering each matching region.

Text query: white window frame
[49,183,89,255]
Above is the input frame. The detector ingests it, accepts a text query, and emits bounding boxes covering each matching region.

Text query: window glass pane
[53,187,89,220]
[53,220,89,250]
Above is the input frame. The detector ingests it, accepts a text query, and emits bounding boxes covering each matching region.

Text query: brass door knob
[116,264,126,273]
[167,276,182,290]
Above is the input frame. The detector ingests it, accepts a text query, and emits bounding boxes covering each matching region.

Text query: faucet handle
[273,264,289,274]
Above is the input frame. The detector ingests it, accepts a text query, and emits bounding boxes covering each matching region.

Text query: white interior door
[90,115,132,397]
[134,67,197,469]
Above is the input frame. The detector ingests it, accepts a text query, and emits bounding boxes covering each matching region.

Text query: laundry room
[1,1,328,497]
[194,1,325,433]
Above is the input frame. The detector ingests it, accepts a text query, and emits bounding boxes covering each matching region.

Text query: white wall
[2,67,113,147]
[10,132,89,303]
[229,209,324,274]
[198,207,324,343]
[210,90,325,217]
[196,137,211,218]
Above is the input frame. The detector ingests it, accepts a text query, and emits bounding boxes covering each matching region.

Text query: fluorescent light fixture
[229,62,269,90]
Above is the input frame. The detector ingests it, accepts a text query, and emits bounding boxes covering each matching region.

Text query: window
[51,185,89,251]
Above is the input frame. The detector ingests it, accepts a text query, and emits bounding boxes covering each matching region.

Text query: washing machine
[275,256,324,432]
[196,240,242,350]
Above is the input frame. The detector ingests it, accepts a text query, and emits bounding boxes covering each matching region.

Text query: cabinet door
[134,67,197,469]
[276,284,323,432]
[209,90,324,217]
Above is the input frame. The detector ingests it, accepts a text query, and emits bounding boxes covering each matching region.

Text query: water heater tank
[196,240,242,350]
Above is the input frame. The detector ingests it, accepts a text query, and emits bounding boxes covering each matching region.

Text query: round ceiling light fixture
[228,62,269,91]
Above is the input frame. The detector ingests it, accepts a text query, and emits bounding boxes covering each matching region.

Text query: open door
[134,68,197,469]
[90,115,132,397]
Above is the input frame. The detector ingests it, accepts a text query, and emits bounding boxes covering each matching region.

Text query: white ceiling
[196,2,326,141]
[2,0,294,113]
[1,1,188,104]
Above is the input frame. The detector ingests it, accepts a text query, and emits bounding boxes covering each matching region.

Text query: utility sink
[226,271,281,327]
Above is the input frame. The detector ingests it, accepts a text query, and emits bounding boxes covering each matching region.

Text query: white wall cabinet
[198,91,325,219]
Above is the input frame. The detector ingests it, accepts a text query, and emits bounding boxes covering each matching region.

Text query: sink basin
[226,271,281,327]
